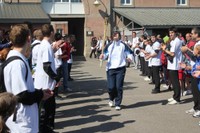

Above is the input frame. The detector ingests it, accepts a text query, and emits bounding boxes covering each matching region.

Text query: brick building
[0,0,200,56]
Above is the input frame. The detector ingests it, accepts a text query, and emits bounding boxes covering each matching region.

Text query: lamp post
[93,0,109,67]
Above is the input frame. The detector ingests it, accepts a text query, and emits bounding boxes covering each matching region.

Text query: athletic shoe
[151,89,160,94]
[167,99,179,105]
[144,77,151,81]
[193,110,200,118]
[167,98,174,102]
[183,90,192,96]
[162,84,169,89]
[115,106,121,110]
[185,108,195,115]
[108,101,114,107]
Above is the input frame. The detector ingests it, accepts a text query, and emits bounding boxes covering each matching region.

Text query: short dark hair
[9,24,30,47]
[169,26,178,33]
[132,31,136,34]
[54,33,62,41]
[113,31,121,40]
[151,33,157,37]
[41,24,54,37]
[192,27,200,37]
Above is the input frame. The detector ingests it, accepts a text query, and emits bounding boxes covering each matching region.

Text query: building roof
[113,8,200,28]
[0,3,50,23]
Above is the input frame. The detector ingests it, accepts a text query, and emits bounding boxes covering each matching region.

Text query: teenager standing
[100,31,133,110]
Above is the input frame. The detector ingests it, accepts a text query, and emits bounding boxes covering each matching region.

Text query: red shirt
[61,42,71,61]
[187,40,196,50]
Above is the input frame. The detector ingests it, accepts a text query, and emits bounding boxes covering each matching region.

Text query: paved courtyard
[54,57,200,133]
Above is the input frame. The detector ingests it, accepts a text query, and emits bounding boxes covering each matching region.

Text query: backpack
[0,56,28,93]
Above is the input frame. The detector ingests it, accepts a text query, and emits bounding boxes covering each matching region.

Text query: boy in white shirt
[53,33,64,99]
[34,24,60,132]
[161,27,182,104]
[4,24,52,133]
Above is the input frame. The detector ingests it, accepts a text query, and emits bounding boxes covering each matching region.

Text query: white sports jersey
[4,50,39,133]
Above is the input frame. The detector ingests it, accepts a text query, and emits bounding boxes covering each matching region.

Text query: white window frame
[121,0,132,5]
[177,0,188,6]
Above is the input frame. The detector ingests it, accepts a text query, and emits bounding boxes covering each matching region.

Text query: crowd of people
[93,27,200,126]
[1,23,200,132]
[0,24,76,133]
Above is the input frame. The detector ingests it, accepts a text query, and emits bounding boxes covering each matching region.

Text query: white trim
[177,0,188,6]
[121,0,132,5]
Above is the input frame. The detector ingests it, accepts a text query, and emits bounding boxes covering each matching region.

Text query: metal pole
[100,17,108,67]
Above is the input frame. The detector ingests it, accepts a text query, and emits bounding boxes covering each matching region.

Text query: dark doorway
[68,18,84,56]
[51,18,85,56]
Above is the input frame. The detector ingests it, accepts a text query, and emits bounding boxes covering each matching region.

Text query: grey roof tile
[0,3,50,23]
[113,8,200,27]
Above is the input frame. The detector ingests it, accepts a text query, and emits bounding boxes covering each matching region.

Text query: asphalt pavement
[54,57,200,133]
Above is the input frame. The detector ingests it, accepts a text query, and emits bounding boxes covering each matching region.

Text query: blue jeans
[106,67,126,106]
[62,61,68,90]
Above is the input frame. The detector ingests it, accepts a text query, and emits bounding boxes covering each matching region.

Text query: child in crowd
[0,92,17,133]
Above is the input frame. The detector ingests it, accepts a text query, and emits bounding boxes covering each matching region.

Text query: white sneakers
[168,100,179,105]
[167,98,174,102]
[115,106,121,110]
[182,90,192,96]
[108,101,121,110]
[193,110,200,118]
[108,101,114,107]
[185,108,195,115]
[144,77,151,81]
[185,108,200,118]
[162,84,169,89]
[167,98,179,105]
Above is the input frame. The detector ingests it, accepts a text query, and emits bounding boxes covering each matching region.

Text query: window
[0,0,2,3]
[177,0,187,5]
[71,0,81,2]
[42,0,53,2]
[121,0,132,5]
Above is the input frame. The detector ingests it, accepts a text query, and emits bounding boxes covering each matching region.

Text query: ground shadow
[55,114,120,129]
[123,100,167,109]
[63,120,135,133]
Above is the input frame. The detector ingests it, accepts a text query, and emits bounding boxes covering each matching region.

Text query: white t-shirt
[31,40,41,66]
[167,37,182,70]
[132,37,139,48]
[194,40,200,47]
[151,41,162,66]
[139,42,145,57]
[124,40,131,47]
[4,50,39,133]
[144,44,152,61]
[105,40,133,70]
[52,42,63,69]
[34,39,56,90]
[54,48,63,69]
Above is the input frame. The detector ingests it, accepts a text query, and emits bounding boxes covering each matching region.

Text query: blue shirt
[192,57,200,91]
